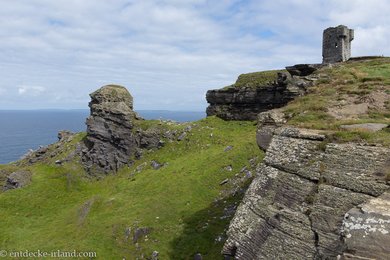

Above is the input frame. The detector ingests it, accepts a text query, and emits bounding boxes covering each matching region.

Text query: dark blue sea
[0,110,205,164]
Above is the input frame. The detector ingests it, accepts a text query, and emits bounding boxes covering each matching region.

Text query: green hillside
[0,117,261,259]
[284,57,390,145]
[1,57,389,259]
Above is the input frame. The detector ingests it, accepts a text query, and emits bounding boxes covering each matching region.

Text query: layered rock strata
[81,85,172,174]
[223,126,390,259]
[206,69,317,121]
[82,85,138,174]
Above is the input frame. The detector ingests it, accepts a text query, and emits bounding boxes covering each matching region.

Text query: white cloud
[18,86,46,96]
[0,0,388,110]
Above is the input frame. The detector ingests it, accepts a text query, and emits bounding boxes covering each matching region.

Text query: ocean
[0,110,205,164]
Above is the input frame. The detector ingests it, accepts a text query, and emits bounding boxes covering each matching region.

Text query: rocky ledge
[223,121,390,259]
[206,65,321,121]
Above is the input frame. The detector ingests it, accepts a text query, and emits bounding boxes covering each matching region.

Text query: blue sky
[0,0,389,111]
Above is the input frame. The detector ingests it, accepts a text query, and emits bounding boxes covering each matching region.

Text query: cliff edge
[223,125,390,259]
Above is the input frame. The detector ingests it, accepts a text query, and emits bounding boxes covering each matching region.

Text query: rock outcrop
[285,64,324,77]
[82,85,139,174]
[81,85,170,174]
[3,170,32,191]
[223,126,390,259]
[206,69,317,121]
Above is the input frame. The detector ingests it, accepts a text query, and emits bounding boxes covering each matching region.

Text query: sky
[0,0,389,111]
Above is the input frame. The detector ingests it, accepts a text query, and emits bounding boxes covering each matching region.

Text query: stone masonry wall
[323,25,354,63]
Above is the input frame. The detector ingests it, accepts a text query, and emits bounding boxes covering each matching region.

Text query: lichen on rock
[223,127,390,259]
[341,192,390,259]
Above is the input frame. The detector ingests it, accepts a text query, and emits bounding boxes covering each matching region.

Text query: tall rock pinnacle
[82,85,138,174]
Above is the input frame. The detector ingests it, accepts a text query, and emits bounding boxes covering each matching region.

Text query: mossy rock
[90,85,133,108]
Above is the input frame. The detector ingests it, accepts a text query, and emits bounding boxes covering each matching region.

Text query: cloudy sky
[0,0,389,111]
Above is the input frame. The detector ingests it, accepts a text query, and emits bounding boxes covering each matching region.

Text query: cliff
[222,57,390,259]
[0,58,389,259]
[206,65,321,120]
[223,124,390,259]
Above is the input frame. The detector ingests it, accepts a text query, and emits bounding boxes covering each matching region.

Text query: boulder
[177,132,187,141]
[57,130,74,141]
[151,160,164,170]
[151,251,159,260]
[285,63,323,76]
[136,129,164,149]
[341,192,390,259]
[3,170,32,191]
[133,227,151,243]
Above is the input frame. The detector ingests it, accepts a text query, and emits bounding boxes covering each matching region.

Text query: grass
[1,57,390,259]
[0,116,262,259]
[284,57,390,136]
[223,69,285,89]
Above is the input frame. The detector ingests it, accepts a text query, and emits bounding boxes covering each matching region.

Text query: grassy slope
[284,57,390,145]
[1,58,389,259]
[223,69,285,89]
[0,117,262,259]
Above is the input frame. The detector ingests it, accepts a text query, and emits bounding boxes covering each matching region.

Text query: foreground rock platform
[223,127,390,259]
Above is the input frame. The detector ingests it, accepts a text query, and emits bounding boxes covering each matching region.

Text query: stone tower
[322,25,354,63]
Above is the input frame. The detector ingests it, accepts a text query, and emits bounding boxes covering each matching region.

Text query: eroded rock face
[82,85,138,174]
[285,64,324,77]
[206,71,314,121]
[256,109,287,151]
[223,127,390,259]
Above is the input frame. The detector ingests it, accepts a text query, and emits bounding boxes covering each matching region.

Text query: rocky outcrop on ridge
[13,130,78,167]
[81,85,174,174]
[285,63,324,76]
[206,66,320,121]
[3,170,32,191]
[223,125,390,259]
[81,85,139,174]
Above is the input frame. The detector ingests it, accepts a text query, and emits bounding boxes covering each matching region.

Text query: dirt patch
[327,91,389,120]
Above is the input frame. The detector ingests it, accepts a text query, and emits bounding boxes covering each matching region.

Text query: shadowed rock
[206,71,313,121]
[256,109,287,151]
